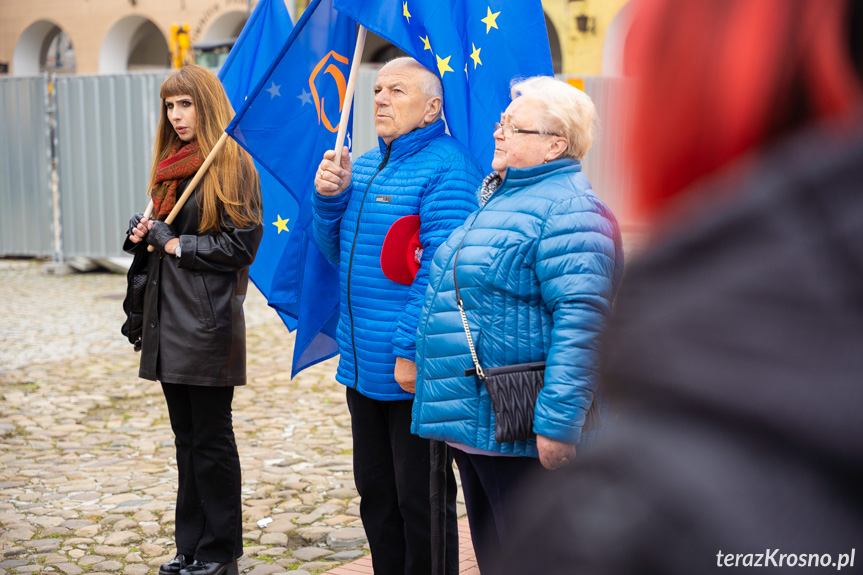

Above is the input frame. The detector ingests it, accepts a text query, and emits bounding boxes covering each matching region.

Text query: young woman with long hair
[125,64,262,575]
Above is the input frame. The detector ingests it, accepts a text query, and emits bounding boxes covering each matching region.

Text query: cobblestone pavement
[0,258,452,575]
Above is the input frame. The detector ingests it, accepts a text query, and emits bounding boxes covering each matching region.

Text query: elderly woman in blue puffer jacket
[412,76,624,572]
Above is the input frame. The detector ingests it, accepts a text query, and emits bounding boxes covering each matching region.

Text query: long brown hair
[148,64,262,232]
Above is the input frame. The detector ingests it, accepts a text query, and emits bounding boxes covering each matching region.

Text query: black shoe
[179,559,239,575]
[158,554,191,575]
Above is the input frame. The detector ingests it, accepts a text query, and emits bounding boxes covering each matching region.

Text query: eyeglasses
[494,122,560,139]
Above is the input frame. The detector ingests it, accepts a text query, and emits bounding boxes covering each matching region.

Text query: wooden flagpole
[146,131,230,252]
[333,25,367,161]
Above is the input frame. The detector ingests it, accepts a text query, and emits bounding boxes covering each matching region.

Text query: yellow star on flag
[420,35,432,52]
[272,215,290,234]
[481,7,500,33]
[470,43,482,68]
[403,1,411,23]
[436,54,454,77]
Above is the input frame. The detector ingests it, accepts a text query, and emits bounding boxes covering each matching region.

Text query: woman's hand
[146,220,178,254]
[536,434,576,470]
[315,147,351,197]
[394,357,417,393]
[128,214,153,244]
[164,238,180,255]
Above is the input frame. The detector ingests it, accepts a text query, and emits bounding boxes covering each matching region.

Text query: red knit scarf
[152,140,203,220]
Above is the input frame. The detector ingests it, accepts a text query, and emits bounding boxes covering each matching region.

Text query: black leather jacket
[124,183,262,386]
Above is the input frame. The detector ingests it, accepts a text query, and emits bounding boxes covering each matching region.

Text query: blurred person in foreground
[313,57,482,574]
[125,65,262,575]
[411,76,624,573]
[495,1,863,573]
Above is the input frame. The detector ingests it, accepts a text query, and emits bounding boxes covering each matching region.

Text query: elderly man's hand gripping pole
[315,147,352,197]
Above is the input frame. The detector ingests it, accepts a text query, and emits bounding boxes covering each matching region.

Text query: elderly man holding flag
[221,6,473,571]
[313,57,482,575]
[322,2,556,571]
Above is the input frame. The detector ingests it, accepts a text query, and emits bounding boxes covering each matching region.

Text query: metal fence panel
[54,71,168,259]
[0,75,52,257]
[580,76,636,225]
[352,67,380,157]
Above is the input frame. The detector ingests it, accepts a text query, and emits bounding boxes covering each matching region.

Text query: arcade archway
[544,12,563,74]
[13,19,76,76]
[200,10,248,43]
[100,16,169,73]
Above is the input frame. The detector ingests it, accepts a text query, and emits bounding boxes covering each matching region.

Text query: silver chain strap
[457,295,485,380]
[452,218,486,380]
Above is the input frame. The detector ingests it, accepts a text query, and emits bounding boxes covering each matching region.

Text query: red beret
[381,215,422,285]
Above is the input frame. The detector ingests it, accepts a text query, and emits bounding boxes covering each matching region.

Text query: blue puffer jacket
[312,120,482,400]
[412,159,624,456]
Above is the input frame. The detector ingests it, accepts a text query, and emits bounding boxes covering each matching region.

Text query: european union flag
[217,0,299,334]
[218,0,293,108]
[333,0,553,172]
[227,0,357,377]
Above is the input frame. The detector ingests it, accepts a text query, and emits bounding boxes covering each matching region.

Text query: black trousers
[346,387,459,575]
[161,383,242,563]
[451,448,544,574]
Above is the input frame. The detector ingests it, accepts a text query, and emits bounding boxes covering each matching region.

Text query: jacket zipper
[347,144,392,389]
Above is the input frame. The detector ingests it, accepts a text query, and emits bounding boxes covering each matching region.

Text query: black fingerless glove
[127,213,144,237]
[146,220,178,253]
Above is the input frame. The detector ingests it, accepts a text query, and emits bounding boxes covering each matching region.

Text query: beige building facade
[0,0,631,76]
[0,0,284,75]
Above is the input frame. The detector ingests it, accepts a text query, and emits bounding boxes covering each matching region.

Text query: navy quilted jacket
[312,120,482,400]
[412,159,624,456]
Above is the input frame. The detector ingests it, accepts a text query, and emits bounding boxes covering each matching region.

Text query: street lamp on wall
[568,0,596,35]
[576,13,596,34]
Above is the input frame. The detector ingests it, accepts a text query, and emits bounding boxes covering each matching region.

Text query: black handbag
[121,242,149,352]
[453,234,602,444]
[465,361,546,443]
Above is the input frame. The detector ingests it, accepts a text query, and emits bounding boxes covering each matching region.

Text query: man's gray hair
[510,76,598,161]
[383,57,443,100]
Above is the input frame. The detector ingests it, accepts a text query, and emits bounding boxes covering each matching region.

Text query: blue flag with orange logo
[227,0,357,377]
[333,0,553,172]
[217,0,299,334]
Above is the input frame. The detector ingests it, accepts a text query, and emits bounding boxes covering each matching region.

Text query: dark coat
[125,183,262,387]
[493,119,863,574]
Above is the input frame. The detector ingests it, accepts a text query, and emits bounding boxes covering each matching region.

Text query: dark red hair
[626,0,863,218]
